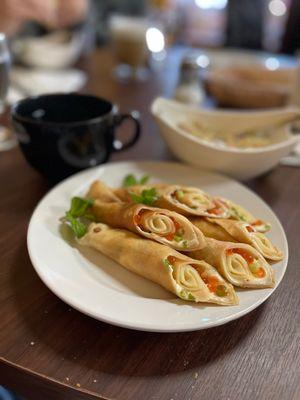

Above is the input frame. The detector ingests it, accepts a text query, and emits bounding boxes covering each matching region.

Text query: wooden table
[1,47,300,400]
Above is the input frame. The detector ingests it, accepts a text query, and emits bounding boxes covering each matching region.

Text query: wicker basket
[205,66,296,109]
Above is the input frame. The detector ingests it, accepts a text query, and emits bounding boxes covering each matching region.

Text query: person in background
[281,0,300,54]
[0,0,88,36]
[225,0,264,50]
[0,0,148,56]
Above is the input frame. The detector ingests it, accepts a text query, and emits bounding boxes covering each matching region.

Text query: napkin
[8,67,87,104]
[280,139,300,167]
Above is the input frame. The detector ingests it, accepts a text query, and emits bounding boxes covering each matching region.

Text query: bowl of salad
[151,98,300,180]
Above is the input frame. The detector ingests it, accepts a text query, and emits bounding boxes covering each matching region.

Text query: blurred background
[0,0,299,112]
[1,0,299,161]
[0,0,299,97]
[2,0,299,54]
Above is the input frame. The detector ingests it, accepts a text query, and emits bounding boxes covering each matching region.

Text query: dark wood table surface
[1,47,300,400]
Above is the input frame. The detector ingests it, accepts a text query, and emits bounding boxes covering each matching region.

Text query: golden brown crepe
[114,184,230,218]
[92,200,206,251]
[190,217,235,242]
[79,223,238,305]
[191,217,283,261]
[86,181,270,234]
[218,198,271,233]
[86,181,121,203]
[189,237,275,288]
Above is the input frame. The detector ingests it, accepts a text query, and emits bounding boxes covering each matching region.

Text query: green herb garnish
[182,240,188,248]
[173,234,183,243]
[130,188,158,206]
[65,212,87,238]
[175,190,184,199]
[68,197,94,217]
[122,174,150,187]
[249,259,260,274]
[179,290,195,301]
[61,197,95,238]
[187,293,195,301]
[216,285,228,297]
[140,174,150,185]
[163,258,173,270]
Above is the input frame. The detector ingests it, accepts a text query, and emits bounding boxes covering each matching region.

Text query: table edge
[0,358,110,400]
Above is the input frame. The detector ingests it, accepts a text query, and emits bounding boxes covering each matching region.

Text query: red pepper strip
[246,225,255,233]
[226,248,254,264]
[208,207,223,215]
[166,233,175,241]
[208,201,224,215]
[227,248,265,277]
[251,219,264,226]
[256,267,265,278]
[201,275,219,293]
[171,217,181,231]
[167,256,177,264]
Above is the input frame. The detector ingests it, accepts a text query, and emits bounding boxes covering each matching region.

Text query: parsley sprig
[61,197,95,238]
[130,188,159,206]
[122,174,150,187]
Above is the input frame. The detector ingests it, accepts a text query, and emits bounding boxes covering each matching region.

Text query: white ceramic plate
[27,162,288,332]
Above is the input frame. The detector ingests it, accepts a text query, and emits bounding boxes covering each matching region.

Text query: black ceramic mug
[11,93,141,182]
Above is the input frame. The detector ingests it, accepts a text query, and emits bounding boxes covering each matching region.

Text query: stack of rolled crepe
[190,217,283,261]
[114,184,230,218]
[91,200,206,251]
[80,223,238,305]
[72,179,281,306]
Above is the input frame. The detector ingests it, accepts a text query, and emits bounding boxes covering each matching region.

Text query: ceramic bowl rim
[151,98,299,155]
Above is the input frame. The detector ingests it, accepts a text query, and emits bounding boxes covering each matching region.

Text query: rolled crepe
[189,238,275,288]
[79,223,238,305]
[114,184,230,218]
[190,217,235,242]
[218,197,271,233]
[86,181,121,203]
[92,201,206,251]
[191,217,283,261]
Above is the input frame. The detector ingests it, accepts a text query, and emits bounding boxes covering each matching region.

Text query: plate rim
[27,160,289,332]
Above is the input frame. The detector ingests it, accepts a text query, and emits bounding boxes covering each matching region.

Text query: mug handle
[113,111,141,152]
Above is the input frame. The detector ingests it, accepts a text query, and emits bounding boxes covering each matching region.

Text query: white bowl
[13,31,85,69]
[151,98,300,180]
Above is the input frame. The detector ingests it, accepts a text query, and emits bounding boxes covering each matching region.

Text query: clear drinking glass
[0,33,14,151]
[109,14,150,82]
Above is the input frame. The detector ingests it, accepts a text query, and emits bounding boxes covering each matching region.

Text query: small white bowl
[13,31,85,69]
[151,98,300,180]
